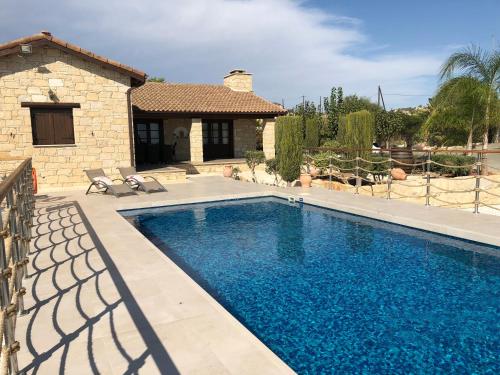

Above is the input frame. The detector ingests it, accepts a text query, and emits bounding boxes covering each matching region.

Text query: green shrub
[336,110,374,157]
[245,150,265,182]
[320,139,342,149]
[265,158,280,185]
[276,116,303,184]
[304,117,320,148]
[308,152,389,178]
[430,154,475,176]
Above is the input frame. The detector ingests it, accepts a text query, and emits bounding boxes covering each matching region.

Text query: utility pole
[377,85,386,110]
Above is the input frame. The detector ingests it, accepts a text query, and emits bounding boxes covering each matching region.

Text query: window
[30,108,75,145]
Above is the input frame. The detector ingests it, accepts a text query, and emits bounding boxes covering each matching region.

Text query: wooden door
[202,120,233,160]
[134,120,164,164]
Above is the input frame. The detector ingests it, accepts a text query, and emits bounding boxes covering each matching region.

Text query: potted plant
[300,166,312,187]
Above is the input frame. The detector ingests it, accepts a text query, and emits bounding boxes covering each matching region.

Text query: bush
[304,117,320,148]
[309,152,389,178]
[430,154,475,176]
[336,110,374,156]
[245,150,265,182]
[265,158,280,185]
[276,116,303,183]
[320,139,342,149]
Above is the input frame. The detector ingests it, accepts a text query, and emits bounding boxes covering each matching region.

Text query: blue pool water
[123,197,499,374]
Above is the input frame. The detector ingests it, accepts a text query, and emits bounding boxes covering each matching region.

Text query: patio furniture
[85,169,137,197]
[118,167,167,193]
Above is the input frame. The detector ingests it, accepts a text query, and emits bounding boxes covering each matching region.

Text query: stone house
[0,32,286,191]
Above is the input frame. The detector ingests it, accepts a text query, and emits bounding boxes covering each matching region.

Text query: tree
[324,87,343,139]
[336,110,374,156]
[276,116,303,184]
[292,100,317,119]
[425,77,489,149]
[399,110,428,147]
[245,150,265,183]
[440,45,500,148]
[304,117,320,148]
[375,110,404,148]
[147,77,166,82]
[342,95,379,114]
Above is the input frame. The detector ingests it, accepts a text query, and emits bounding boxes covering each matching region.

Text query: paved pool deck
[18,176,500,374]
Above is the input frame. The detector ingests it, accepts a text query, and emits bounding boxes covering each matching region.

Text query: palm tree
[440,45,500,149]
[430,76,489,150]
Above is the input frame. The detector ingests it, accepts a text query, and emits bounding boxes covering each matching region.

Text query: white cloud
[0,0,443,108]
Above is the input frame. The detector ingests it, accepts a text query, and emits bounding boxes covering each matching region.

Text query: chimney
[223,69,253,92]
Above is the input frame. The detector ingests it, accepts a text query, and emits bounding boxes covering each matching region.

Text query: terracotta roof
[0,31,146,84]
[131,82,286,115]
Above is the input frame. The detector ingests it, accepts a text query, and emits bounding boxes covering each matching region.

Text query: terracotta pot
[391,168,407,181]
[223,165,233,178]
[309,166,319,178]
[299,173,312,187]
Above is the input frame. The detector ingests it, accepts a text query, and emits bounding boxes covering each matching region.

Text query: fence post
[425,151,431,206]
[474,153,482,214]
[355,151,360,194]
[328,156,332,190]
[387,149,392,200]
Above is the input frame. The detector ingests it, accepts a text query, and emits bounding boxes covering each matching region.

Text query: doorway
[202,120,234,160]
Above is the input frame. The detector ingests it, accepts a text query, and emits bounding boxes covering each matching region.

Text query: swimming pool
[123,197,499,374]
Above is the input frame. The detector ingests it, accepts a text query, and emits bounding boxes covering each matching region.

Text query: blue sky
[1,0,498,108]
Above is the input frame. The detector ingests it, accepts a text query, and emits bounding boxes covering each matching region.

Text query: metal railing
[0,158,34,374]
[304,148,500,214]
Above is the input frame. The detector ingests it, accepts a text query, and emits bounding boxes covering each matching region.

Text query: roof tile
[131,82,286,115]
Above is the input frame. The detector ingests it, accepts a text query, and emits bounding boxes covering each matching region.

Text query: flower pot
[310,166,319,178]
[223,165,233,178]
[300,173,312,187]
[390,168,407,181]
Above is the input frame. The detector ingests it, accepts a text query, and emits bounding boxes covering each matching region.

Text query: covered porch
[130,71,286,174]
[132,113,277,171]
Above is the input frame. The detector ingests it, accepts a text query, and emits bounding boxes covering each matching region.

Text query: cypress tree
[277,116,303,184]
[304,117,320,148]
[336,110,374,157]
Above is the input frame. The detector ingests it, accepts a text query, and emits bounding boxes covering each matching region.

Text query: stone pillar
[262,118,276,159]
[189,118,204,163]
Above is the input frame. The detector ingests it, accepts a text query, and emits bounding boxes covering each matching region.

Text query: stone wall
[262,118,276,159]
[233,119,257,158]
[189,118,203,163]
[0,46,133,192]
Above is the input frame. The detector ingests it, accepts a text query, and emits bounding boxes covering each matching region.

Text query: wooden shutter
[31,110,54,145]
[52,110,75,144]
[31,108,75,145]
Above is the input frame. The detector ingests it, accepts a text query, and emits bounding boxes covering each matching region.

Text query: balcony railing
[0,158,34,374]
[304,148,500,214]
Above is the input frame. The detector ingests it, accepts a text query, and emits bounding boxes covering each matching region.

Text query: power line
[384,93,432,97]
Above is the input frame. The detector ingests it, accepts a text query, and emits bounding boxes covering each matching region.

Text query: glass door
[134,120,164,165]
[202,120,233,160]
